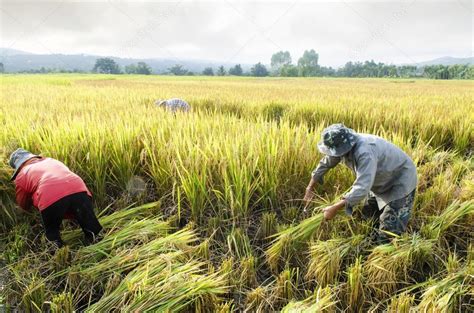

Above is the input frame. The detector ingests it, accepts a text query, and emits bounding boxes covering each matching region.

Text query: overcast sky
[1,0,472,67]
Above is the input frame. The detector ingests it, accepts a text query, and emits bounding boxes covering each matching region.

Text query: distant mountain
[0,48,34,56]
[0,48,250,73]
[414,56,474,67]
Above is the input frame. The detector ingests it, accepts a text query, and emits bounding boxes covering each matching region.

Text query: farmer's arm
[324,152,377,220]
[16,186,33,212]
[304,155,341,206]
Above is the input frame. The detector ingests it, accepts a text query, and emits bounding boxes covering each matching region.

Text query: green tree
[271,51,292,74]
[167,64,188,76]
[398,65,417,78]
[0,62,4,73]
[93,57,121,74]
[216,65,226,76]
[319,66,336,77]
[135,62,152,75]
[279,64,298,77]
[423,65,451,79]
[250,62,269,77]
[466,66,474,79]
[202,67,214,76]
[297,50,319,77]
[125,64,137,74]
[228,64,243,76]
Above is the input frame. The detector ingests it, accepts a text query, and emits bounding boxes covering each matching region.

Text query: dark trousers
[361,189,416,243]
[41,192,102,247]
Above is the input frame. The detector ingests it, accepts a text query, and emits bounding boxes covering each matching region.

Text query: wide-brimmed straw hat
[9,148,41,181]
[317,124,358,157]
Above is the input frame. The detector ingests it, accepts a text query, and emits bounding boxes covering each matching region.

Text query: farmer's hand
[303,187,314,213]
[322,199,346,220]
[322,205,339,220]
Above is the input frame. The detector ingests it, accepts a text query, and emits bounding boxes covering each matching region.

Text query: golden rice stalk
[214,301,234,313]
[266,213,324,271]
[275,268,298,304]
[260,211,278,239]
[281,286,336,313]
[74,217,171,264]
[21,277,45,313]
[445,252,461,274]
[245,286,271,312]
[306,235,364,286]
[386,292,415,313]
[51,245,70,272]
[50,292,74,313]
[227,227,253,259]
[346,256,365,311]
[238,256,258,289]
[87,254,228,312]
[196,238,210,261]
[219,257,235,289]
[421,200,474,240]
[62,201,161,243]
[417,262,473,313]
[77,228,196,278]
[365,234,435,300]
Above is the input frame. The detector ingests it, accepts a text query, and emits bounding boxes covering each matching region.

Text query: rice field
[0,74,473,312]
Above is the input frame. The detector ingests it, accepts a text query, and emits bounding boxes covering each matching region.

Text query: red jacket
[14,158,91,212]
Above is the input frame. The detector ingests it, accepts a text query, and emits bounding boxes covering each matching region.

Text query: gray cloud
[1,0,472,67]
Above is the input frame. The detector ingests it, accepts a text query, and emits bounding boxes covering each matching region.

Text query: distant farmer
[304,124,417,243]
[9,148,103,249]
[155,98,190,112]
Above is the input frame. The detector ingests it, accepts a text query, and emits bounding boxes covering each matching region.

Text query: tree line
[90,53,474,79]
[2,52,472,79]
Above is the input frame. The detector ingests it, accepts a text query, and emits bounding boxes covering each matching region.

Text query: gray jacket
[312,134,417,210]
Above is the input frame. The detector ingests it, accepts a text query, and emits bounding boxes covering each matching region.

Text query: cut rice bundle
[346,256,365,311]
[306,235,364,286]
[86,254,228,312]
[421,200,474,240]
[266,213,324,271]
[62,201,161,243]
[386,292,415,313]
[365,233,435,299]
[281,286,336,313]
[75,217,171,263]
[77,228,197,278]
[417,261,473,313]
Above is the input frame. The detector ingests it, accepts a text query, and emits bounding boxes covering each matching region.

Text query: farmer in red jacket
[9,148,102,248]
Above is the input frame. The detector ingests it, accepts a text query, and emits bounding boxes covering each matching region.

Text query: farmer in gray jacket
[304,124,417,243]
[155,98,190,112]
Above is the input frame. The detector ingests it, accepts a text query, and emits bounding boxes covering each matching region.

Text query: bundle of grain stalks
[365,233,435,299]
[266,212,324,271]
[245,286,272,311]
[3,203,214,311]
[345,257,365,310]
[73,217,171,264]
[386,292,415,313]
[420,200,474,240]
[62,201,162,243]
[281,286,336,313]
[86,254,228,312]
[76,229,197,279]
[417,259,473,312]
[306,235,364,286]
[275,268,299,304]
